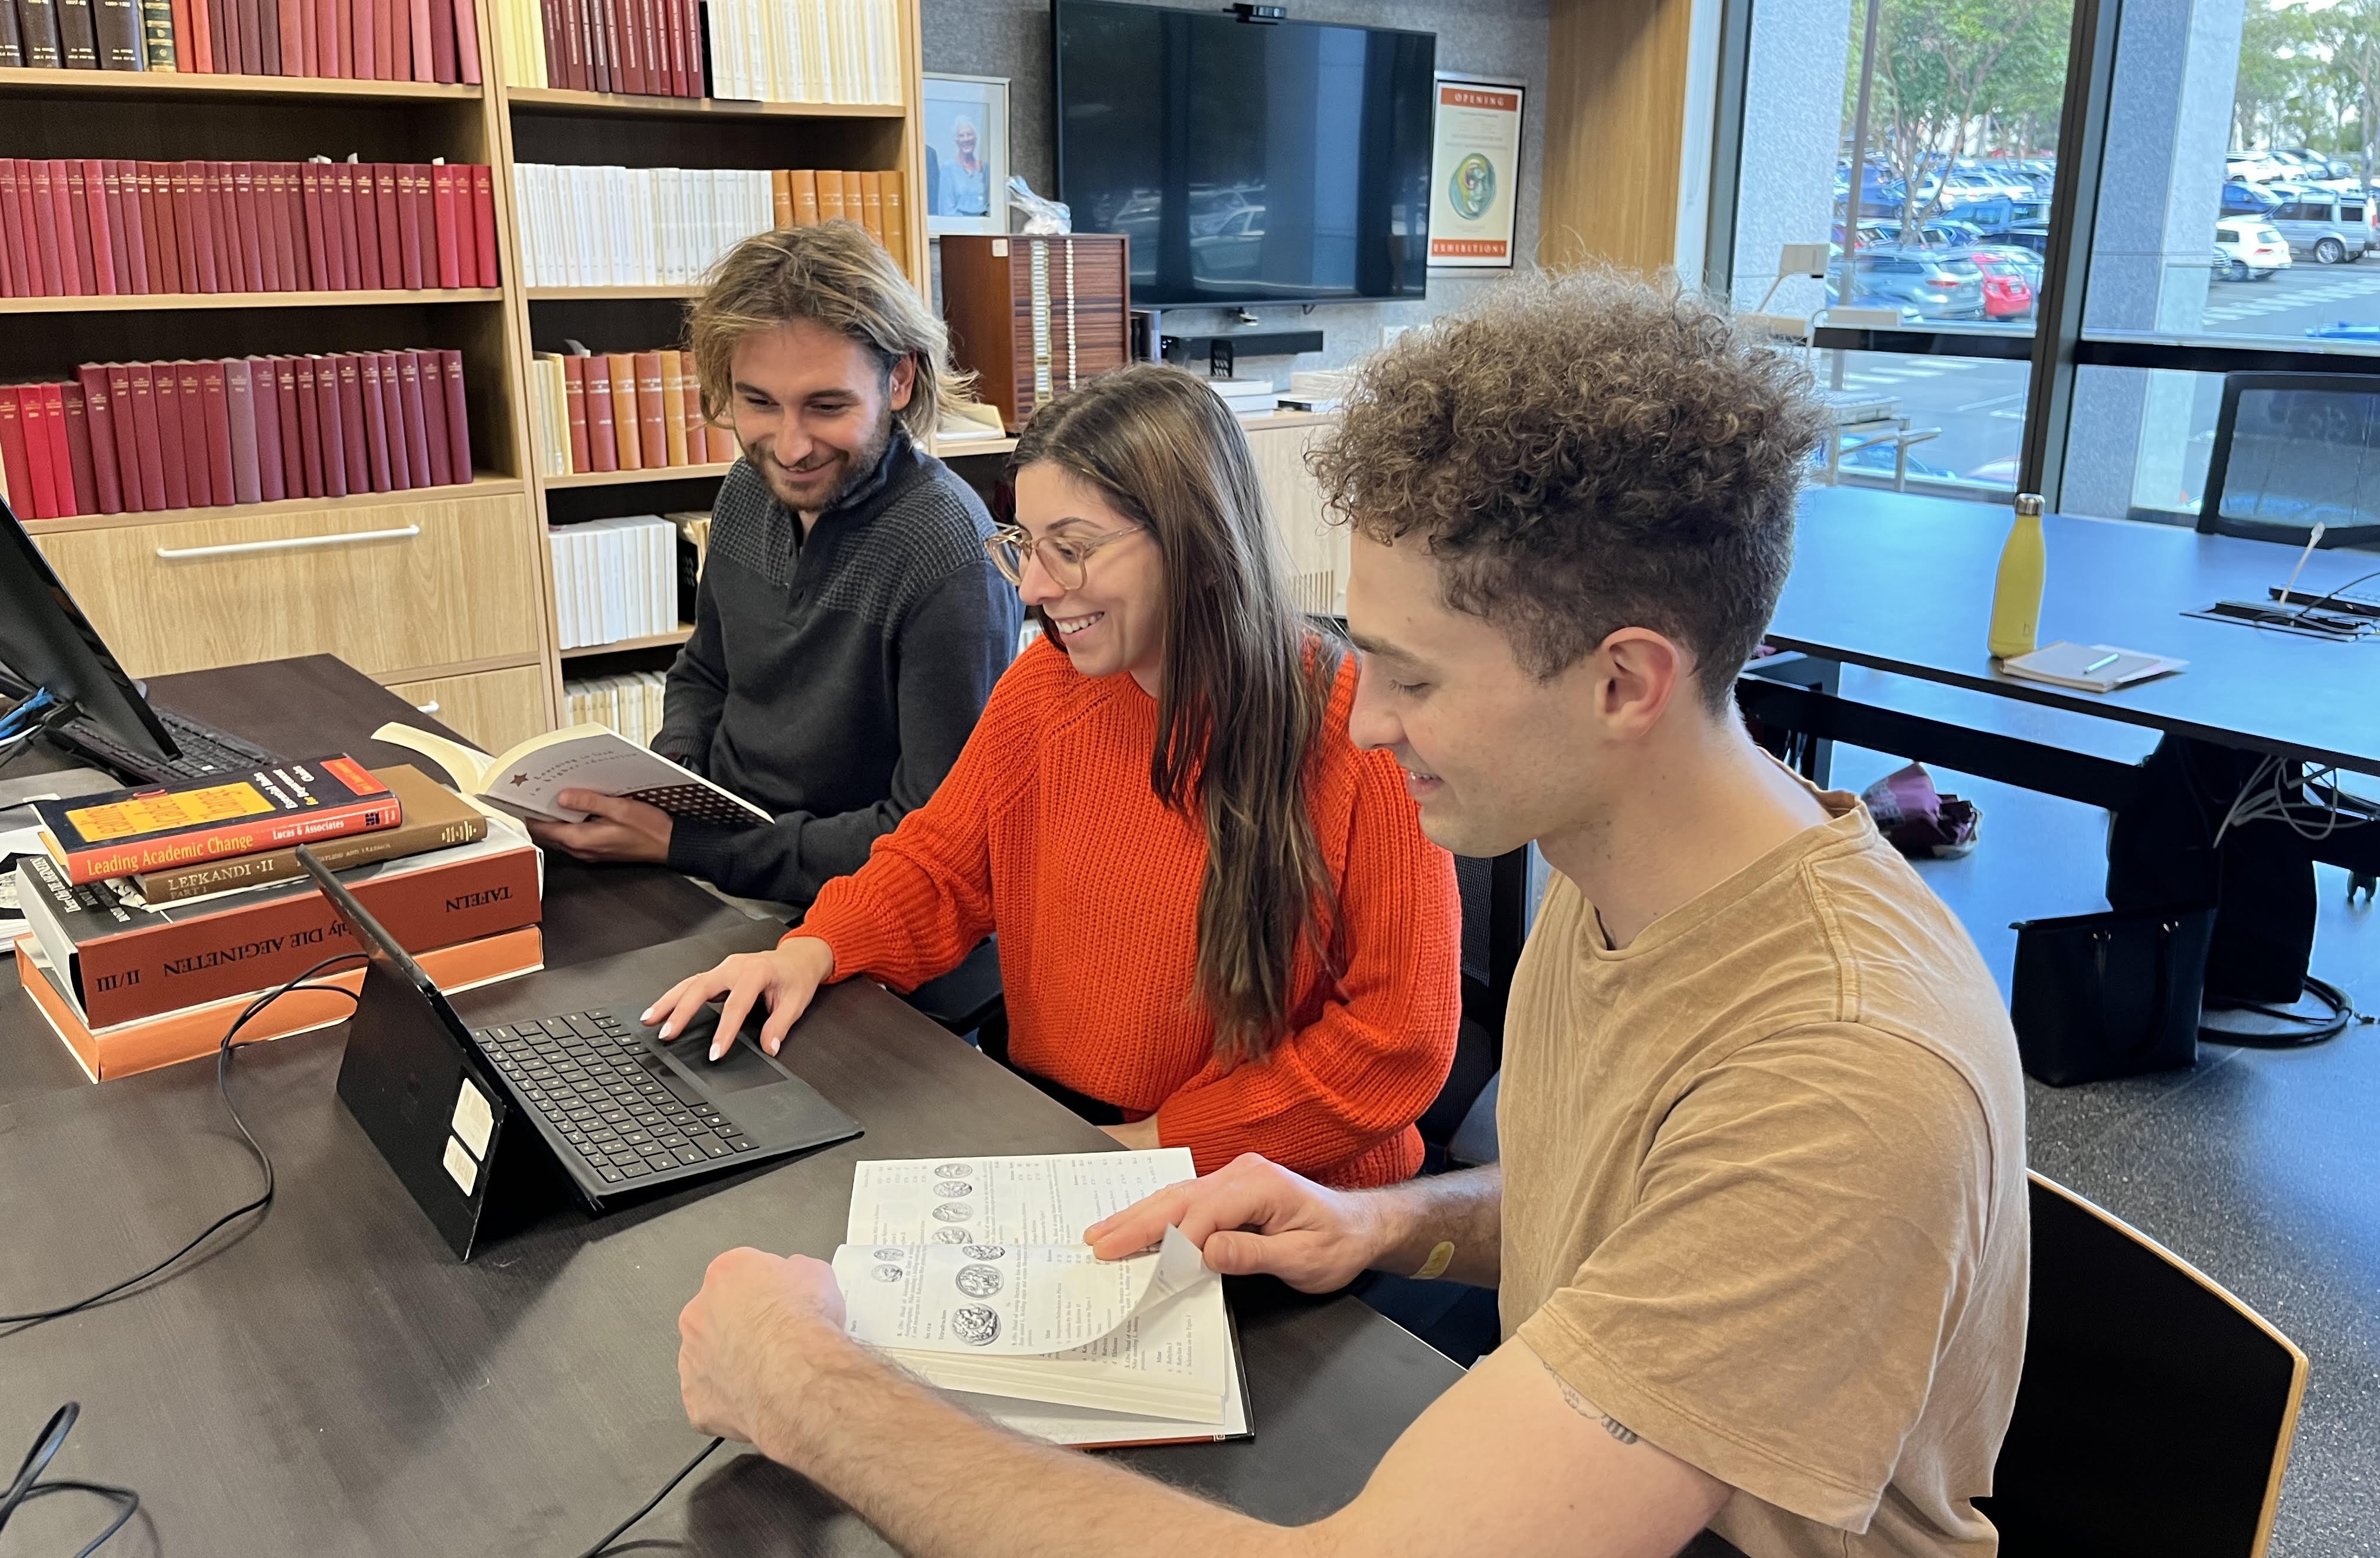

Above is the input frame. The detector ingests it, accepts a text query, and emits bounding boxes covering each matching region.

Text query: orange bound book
[790,169,819,226]
[658,349,688,466]
[606,351,640,471]
[633,350,666,468]
[857,170,885,246]
[32,754,399,886]
[771,168,793,230]
[816,172,844,225]
[15,925,544,1083]
[881,174,908,279]
[678,356,711,465]
[839,170,863,229]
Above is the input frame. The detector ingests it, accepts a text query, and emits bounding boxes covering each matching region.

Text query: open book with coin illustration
[832,1149,1250,1447]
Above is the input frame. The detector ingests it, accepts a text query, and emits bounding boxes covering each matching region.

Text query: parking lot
[1839,260,2380,494]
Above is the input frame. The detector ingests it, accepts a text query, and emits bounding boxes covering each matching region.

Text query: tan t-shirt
[1502,791,2028,1557]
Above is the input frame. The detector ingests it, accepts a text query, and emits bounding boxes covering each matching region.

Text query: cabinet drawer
[32,493,545,680]
[387,665,554,754]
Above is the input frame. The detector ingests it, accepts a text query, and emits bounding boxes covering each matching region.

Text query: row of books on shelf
[564,669,667,748]
[6,760,542,1079]
[511,164,908,288]
[0,0,483,80]
[0,351,475,521]
[0,159,498,302]
[548,512,681,649]
[491,0,900,104]
[527,346,735,475]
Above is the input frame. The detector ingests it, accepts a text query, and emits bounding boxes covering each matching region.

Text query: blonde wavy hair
[687,220,970,442]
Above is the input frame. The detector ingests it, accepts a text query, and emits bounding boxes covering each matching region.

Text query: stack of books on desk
[8,761,544,1082]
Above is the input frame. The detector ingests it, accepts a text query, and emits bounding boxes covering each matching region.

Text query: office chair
[1978,1174,2306,1558]
[2200,371,2380,548]
[1414,845,1535,1172]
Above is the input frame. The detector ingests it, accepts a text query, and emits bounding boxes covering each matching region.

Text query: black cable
[2205,974,2370,1049]
[573,1438,724,1558]
[2286,563,2380,618]
[0,953,367,1332]
[0,1403,140,1558]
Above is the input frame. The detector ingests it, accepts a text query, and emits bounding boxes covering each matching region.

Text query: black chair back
[1980,1174,2306,1557]
[2201,371,2380,547]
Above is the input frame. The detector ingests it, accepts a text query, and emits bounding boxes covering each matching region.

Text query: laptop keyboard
[475,1009,756,1185]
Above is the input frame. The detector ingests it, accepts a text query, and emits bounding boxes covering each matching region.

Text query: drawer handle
[155,524,423,560]
[414,701,440,714]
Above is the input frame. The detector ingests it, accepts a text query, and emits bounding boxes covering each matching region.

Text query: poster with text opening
[1428,77,1525,269]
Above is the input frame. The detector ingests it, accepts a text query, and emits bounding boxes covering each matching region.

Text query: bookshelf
[7,0,932,753]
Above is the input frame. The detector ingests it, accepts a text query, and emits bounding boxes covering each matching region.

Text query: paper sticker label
[442,1134,480,1197]
[450,1078,495,1160]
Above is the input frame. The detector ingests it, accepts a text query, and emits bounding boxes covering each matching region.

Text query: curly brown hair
[1311,267,1826,711]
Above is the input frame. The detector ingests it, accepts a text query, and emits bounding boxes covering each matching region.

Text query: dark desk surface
[0,658,1462,1554]
[1773,486,2380,778]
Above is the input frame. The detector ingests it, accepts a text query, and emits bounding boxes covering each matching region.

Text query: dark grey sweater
[656,429,1020,906]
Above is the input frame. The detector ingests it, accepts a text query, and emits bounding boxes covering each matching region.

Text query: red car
[1964,251,2036,318]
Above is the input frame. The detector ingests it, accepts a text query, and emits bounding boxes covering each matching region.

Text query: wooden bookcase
[4,0,931,754]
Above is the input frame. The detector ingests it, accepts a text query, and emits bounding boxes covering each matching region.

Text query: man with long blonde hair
[528,222,1020,907]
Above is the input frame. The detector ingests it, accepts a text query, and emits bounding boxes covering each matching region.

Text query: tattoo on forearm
[1540,1360,1641,1445]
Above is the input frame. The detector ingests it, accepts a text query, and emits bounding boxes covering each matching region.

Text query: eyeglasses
[984,524,1139,592]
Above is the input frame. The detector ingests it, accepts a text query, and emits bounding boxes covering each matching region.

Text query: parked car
[2265,187,2374,263]
[1974,224,2049,256]
[2221,179,2285,218]
[1831,247,1986,321]
[2215,222,2292,280]
[1950,249,2036,318]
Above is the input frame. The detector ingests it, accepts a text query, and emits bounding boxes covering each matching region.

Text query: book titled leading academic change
[34,754,400,885]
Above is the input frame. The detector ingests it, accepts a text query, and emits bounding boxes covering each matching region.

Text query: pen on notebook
[2082,651,2120,674]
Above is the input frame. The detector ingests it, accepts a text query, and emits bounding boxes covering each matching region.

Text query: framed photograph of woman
[922,74,1011,238]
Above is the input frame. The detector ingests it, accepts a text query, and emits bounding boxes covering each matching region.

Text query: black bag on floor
[2009,906,2217,1086]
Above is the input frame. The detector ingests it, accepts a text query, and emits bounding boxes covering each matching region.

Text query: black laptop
[296,848,861,1258]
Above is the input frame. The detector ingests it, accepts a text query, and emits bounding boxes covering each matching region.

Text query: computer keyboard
[53,702,287,786]
[473,1010,757,1185]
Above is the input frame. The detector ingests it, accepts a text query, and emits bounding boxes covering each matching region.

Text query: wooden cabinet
[32,488,545,684]
[940,234,1132,432]
[1244,414,1347,615]
[387,665,552,753]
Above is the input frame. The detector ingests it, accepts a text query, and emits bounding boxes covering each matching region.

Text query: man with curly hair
[670,270,2028,1558]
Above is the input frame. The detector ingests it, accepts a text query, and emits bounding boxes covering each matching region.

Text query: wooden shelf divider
[558,626,697,659]
[0,64,483,102]
[0,290,506,315]
[504,85,905,119]
[525,286,708,301]
[541,463,737,488]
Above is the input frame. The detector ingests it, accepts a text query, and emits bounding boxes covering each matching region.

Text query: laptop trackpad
[680,1037,782,1094]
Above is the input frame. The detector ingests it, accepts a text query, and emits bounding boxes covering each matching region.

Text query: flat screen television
[1052,0,1437,308]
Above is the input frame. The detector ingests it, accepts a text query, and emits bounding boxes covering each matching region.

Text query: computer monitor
[0,493,178,764]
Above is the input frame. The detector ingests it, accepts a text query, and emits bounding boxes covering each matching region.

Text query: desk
[0,658,1463,1554]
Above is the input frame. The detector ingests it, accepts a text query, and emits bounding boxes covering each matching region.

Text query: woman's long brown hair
[1011,364,1343,1065]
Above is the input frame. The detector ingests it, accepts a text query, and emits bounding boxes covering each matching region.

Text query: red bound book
[268,164,302,289]
[379,0,398,79]
[233,162,268,290]
[372,164,403,286]
[266,357,300,498]
[561,354,590,473]
[59,162,97,296]
[550,0,580,89]
[257,0,280,72]
[93,160,130,295]
[222,358,261,504]
[292,0,313,73]
[350,161,384,289]
[103,365,149,512]
[331,161,363,288]
[617,0,642,93]
[27,164,66,299]
[208,163,240,295]
[392,165,423,290]
[59,384,100,516]
[152,163,186,295]
[73,159,116,298]
[404,0,425,76]
[633,350,665,468]
[248,360,286,502]
[37,385,80,517]
[166,0,194,69]
[469,164,496,286]
[21,387,63,520]
[169,361,210,507]
[318,0,338,74]
[374,350,411,489]
[193,361,232,505]
[355,352,391,491]
[587,0,610,93]
[428,162,461,288]
[115,161,151,296]
[0,391,30,519]
[424,0,450,79]
[413,348,451,485]
[169,165,207,292]
[146,363,188,508]
[583,353,617,472]
[299,162,334,288]
[309,357,346,497]
[274,0,299,71]
[292,357,325,497]
[0,164,31,299]
[119,363,168,511]
[201,0,227,76]
[391,350,430,488]
[333,354,368,494]
[184,0,211,71]
[129,165,163,296]
[73,367,124,514]
[534,0,560,85]
[450,0,476,81]
[349,0,369,73]
[438,349,470,482]
[231,0,257,74]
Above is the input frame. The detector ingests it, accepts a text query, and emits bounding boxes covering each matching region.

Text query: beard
[748,408,896,515]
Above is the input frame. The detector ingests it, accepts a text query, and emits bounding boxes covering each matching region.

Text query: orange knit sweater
[793,638,1460,1187]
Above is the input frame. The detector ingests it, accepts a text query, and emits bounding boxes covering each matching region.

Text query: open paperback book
[371,721,771,828]
[832,1149,1250,1448]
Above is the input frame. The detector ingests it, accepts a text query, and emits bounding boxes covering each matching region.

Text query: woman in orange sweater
[643,364,1458,1187]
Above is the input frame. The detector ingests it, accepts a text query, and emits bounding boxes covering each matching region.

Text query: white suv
[2215,223,2293,280]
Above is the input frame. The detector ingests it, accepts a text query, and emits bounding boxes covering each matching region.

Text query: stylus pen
[2082,651,2120,674]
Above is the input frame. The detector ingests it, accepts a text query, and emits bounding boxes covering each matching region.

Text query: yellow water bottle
[1989,492,2046,659]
